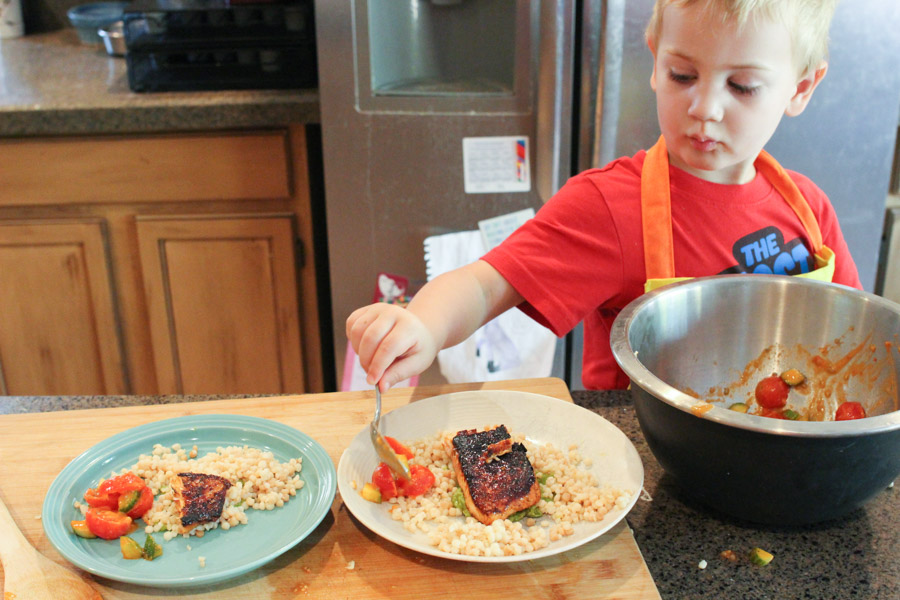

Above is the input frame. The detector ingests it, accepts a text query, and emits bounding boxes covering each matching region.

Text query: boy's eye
[668,70,695,84]
[729,80,760,96]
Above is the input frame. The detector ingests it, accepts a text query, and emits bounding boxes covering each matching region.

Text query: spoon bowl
[0,493,102,599]
[370,387,411,480]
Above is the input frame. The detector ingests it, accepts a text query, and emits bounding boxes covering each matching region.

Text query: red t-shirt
[482,151,862,389]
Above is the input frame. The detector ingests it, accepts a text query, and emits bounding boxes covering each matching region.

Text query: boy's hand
[346,303,440,392]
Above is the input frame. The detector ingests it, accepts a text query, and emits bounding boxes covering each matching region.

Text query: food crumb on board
[34,514,41,520]
[186,544,192,551]
[720,550,738,562]
[698,559,708,569]
[198,556,206,568]
[346,560,356,570]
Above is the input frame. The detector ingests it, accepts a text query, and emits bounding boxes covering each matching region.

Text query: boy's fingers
[356,316,396,376]
[364,325,411,386]
[346,304,380,342]
[381,353,429,390]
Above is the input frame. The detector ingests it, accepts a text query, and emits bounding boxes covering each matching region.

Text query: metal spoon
[370,386,410,480]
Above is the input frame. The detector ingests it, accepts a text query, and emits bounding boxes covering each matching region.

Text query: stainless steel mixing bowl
[611,275,900,525]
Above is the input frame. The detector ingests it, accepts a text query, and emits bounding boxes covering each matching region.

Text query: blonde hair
[645,0,838,75]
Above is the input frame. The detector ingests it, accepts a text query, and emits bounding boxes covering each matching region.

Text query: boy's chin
[672,152,754,184]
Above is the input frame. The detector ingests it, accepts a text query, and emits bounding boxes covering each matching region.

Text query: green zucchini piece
[118,489,141,513]
[70,519,97,539]
[120,536,143,560]
[142,534,163,560]
[750,547,774,566]
[780,369,805,386]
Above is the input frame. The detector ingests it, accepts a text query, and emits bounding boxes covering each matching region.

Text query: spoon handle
[0,493,32,559]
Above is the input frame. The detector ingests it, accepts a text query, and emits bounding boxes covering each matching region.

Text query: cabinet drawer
[0,131,290,206]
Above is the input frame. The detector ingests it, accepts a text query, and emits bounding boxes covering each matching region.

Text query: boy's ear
[648,37,658,91]
[785,61,828,117]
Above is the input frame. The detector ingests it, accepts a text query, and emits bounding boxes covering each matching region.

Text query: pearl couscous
[380,430,630,558]
[77,443,304,542]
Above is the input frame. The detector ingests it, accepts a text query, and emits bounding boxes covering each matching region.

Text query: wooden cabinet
[0,126,325,395]
[136,215,305,394]
[0,220,126,394]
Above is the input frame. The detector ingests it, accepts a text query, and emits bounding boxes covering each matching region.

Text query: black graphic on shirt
[719,226,815,276]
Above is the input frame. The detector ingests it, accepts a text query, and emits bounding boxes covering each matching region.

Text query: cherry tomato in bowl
[755,375,790,409]
[835,402,867,421]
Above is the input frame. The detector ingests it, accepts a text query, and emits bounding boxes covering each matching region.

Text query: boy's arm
[346,260,523,391]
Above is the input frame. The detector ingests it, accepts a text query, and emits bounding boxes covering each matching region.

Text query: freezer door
[317,0,554,388]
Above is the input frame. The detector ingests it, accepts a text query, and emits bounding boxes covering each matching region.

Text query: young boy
[347,0,862,391]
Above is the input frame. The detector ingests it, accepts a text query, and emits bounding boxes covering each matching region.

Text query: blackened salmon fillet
[170,472,232,532]
[449,425,541,525]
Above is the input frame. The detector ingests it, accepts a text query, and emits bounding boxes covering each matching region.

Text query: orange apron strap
[641,136,676,279]
[754,150,823,253]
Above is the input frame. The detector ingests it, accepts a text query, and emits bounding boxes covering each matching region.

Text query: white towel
[423,230,556,383]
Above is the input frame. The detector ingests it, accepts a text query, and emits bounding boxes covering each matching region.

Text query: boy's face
[650,3,821,184]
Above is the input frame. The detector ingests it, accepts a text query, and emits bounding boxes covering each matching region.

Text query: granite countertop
[0,30,319,136]
[1,390,896,599]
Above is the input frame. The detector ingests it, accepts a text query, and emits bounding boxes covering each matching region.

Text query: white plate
[337,390,644,563]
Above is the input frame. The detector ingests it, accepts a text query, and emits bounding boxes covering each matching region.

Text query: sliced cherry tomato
[759,407,787,419]
[85,508,133,540]
[372,463,399,501]
[835,401,867,421]
[384,436,415,460]
[125,486,154,519]
[98,472,146,495]
[83,487,119,510]
[396,464,435,498]
[755,375,790,409]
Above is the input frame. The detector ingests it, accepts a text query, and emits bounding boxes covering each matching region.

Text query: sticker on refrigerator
[462,136,530,194]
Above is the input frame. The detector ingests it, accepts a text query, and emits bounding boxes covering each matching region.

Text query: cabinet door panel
[137,216,305,394]
[0,221,125,394]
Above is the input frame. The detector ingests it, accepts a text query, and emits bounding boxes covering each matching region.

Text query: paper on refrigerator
[423,229,556,383]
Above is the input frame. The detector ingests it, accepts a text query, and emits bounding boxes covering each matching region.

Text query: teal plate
[42,414,336,588]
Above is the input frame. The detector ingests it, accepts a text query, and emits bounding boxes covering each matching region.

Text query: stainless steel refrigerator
[315,0,900,390]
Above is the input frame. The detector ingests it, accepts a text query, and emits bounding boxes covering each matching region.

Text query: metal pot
[610,275,900,525]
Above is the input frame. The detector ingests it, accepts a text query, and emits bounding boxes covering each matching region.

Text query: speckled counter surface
[0,30,319,136]
[2,390,896,599]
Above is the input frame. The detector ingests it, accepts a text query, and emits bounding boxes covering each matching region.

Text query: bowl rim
[67,2,128,21]
[610,274,900,437]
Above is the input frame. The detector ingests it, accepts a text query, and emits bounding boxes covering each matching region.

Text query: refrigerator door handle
[535,0,628,202]
[535,0,576,203]
[584,0,627,171]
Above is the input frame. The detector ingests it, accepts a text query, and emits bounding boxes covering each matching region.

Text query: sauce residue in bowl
[697,329,900,421]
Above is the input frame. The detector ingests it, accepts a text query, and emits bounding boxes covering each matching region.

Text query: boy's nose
[688,87,725,122]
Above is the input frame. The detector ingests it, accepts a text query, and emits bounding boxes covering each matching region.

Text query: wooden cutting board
[0,377,660,599]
